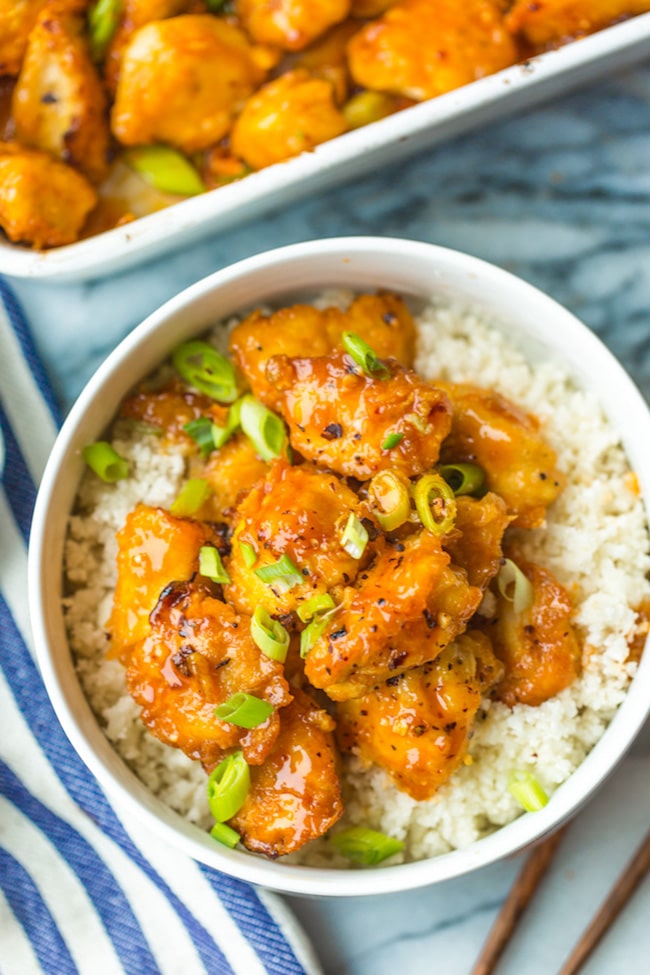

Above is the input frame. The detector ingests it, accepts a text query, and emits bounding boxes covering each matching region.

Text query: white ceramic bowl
[29,237,650,896]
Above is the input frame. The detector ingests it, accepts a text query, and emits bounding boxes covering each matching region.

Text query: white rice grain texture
[63,299,650,865]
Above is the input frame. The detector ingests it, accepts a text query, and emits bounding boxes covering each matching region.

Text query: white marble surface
[10,62,650,975]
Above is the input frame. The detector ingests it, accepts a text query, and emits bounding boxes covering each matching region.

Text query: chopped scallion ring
[212,398,244,449]
[184,417,217,457]
[125,146,206,196]
[508,771,549,812]
[330,826,404,865]
[210,822,240,849]
[250,606,290,662]
[341,513,369,559]
[215,692,274,729]
[439,462,486,497]
[172,340,239,403]
[82,441,129,482]
[207,751,250,822]
[300,615,329,658]
[239,395,287,462]
[170,478,211,517]
[341,332,390,380]
[413,473,457,536]
[255,553,303,592]
[297,592,335,623]
[497,558,534,614]
[368,471,411,531]
[239,541,257,569]
[381,432,404,451]
[199,545,231,585]
[88,0,122,62]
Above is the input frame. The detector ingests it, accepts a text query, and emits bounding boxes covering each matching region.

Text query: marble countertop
[12,61,650,975]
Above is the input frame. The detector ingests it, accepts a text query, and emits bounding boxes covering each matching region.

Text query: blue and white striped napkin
[0,279,320,975]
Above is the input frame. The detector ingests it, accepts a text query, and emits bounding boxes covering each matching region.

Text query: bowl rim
[28,236,650,896]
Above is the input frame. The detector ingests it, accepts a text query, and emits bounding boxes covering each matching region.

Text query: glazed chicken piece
[291,20,360,103]
[438,382,565,529]
[112,16,266,153]
[12,0,110,183]
[198,436,269,517]
[0,0,46,77]
[483,554,581,707]
[103,0,194,94]
[229,292,416,411]
[351,0,396,15]
[304,530,482,700]
[236,0,351,51]
[506,0,650,50]
[232,69,347,171]
[443,493,511,591]
[338,632,503,799]
[225,462,367,617]
[268,350,452,480]
[122,579,292,768]
[120,380,226,447]
[0,143,97,248]
[347,0,518,101]
[231,689,343,856]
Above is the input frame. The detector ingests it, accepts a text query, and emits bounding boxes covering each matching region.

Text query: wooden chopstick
[557,828,650,975]
[470,825,569,975]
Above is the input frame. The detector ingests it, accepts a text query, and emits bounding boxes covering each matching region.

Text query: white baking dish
[4,14,650,282]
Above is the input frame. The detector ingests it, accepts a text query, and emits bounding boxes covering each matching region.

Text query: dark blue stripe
[0,594,236,975]
[0,400,36,542]
[0,278,62,425]
[0,759,160,975]
[0,846,79,975]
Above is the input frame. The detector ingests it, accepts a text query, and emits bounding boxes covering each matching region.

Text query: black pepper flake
[41,92,58,105]
[423,609,436,630]
[444,721,457,733]
[539,472,547,480]
[377,598,386,606]
[215,656,231,671]
[171,645,194,676]
[330,627,347,641]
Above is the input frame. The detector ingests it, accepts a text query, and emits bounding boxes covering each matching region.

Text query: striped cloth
[0,279,320,975]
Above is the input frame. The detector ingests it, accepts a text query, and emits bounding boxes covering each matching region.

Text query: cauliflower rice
[63,294,650,865]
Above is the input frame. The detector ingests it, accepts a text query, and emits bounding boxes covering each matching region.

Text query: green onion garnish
[210,822,241,848]
[125,146,206,196]
[508,771,549,812]
[207,751,250,822]
[172,340,239,403]
[239,395,287,462]
[439,462,486,497]
[497,558,534,614]
[250,606,290,662]
[184,417,217,457]
[300,615,329,658]
[381,432,404,451]
[215,692,274,729]
[82,441,129,482]
[342,332,390,380]
[212,397,244,449]
[170,478,211,517]
[239,541,257,569]
[88,0,122,62]
[368,470,411,531]
[255,553,303,592]
[330,827,404,865]
[413,473,457,536]
[297,592,335,623]
[341,512,369,559]
[199,545,231,585]
[206,0,228,10]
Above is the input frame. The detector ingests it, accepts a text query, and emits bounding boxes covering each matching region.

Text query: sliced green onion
[413,473,457,536]
[210,822,240,848]
[439,462,486,497]
[497,558,534,614]
[330,827,404,865]
[381,432,404,451]
[170,478,211,517]
[125,146,205,196]
[300,615,329,658]
[250,606,290,662]
[82,441,129,482]
[199,545,231,585]
[212,398,244,449]
[172,341,239,403]
[297,592,335,623]
[184,417,217,457]
[341,332,390,380]
[368,471,411,531]
[88,0,122,62]
[255,553,303,592]
[342,90,394,130]
[215,692,273,729]
[239,395,286,462]
[341,513,369,559]
[508,771,549,812]
[206,0,228,11]
[207,751,250,822]
[239,541,257,569]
